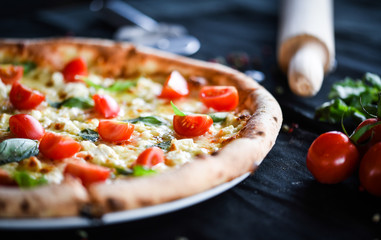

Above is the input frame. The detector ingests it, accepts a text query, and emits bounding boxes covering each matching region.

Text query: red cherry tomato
[9,82,45,110]
[62,57,87,83]
[9,114,45,140]
[39,132,81,160]
[93,94,120,119]
[355,118,381,145]
[200,86,239,111]
[306,131,360,184]
[359,142,381,196]
[136,147,164,167]
[98,120,134,143]
[159,71,189,99]
[173,114,213,137]
[0,65,23,84]
[64,161,110,187]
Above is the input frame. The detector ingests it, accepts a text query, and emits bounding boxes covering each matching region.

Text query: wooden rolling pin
[278,0,335,97]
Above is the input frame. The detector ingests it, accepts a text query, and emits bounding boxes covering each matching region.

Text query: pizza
[0,38,282,218]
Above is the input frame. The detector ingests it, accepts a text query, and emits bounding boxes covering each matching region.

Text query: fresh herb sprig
[315,73,381,124]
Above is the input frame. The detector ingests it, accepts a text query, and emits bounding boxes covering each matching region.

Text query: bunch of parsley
[315,73,381,124]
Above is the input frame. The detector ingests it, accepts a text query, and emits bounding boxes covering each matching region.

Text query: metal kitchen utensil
[90,0,200,55]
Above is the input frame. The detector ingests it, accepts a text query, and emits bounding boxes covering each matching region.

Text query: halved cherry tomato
[93,94,120,118]
[98,120,134,143]
[159,71,189,99]
[136,147,164,167]
[9,114,45,140]
[9,82,45,110]
[173,114,213,137]
[64,161,110,187]
[306,131,360,184]
[39,132,81,160]
[62,57,87,83]
[0,65,23,84]
[200,86,239,111]
[359,142,381,196]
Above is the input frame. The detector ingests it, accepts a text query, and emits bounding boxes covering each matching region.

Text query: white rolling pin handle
[288,42,326,97]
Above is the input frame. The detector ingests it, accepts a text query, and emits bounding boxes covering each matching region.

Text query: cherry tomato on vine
[98,120,134,143]
[359,142,381,196]
[64,161,110,187]
[306,131,360,184]
[355,118,381,145]
[62,57,87,83]
[9,82,45,110]
[93,94,120,118]
[135,147,164,167]
[173,114,213,137]
[159,71,189,99]
[0,65,23,84]
[39,132,81,160]
[9,114,45,140]
[200,86,239,111]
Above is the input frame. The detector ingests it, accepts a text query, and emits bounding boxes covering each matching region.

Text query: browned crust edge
[0,37,282,217]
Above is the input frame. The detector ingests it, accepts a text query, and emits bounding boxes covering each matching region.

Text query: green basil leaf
[84,78,136,92]
[50,97,94,109]
[126,116,168,126]
[149,140,171,151]
[208,112,228,123]
[115,166,157,177]
[0,139,39,165]
[79,129,99,142]
[132,165,157,177]
[170,101,186,116]
[106,81,136,91]
[13,171,48,188]
[18,62,37,74]
[115,167,133,176]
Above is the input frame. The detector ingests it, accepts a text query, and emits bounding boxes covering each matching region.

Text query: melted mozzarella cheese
[0,69,245,184]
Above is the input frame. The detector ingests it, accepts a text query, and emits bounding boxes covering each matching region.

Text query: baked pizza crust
[0,38,282,217]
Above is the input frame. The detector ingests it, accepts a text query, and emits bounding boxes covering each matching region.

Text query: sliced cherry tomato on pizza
[135,147,164,167]
[39,132,81,160]
[0,65,23,84]
[9,82,45,110]
[200,86,239,111]
[359,142,381,196]
[173,114,213,137]
[64,161,110,187]
[98,120,134,143]
[159,71,189,99]
[9,114,45,140]
[306,131,360,184]
[62,57,87,83]
[93,94,120,119]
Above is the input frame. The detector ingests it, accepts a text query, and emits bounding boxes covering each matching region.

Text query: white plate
[0,173,250,230]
